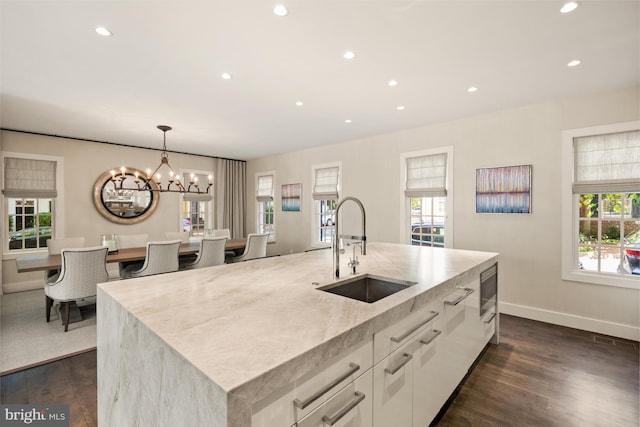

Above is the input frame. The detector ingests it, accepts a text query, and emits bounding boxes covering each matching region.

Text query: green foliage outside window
[580,193,640,217]
[579,194,598,217]
[38,213,52,227]
[265,203,274,225]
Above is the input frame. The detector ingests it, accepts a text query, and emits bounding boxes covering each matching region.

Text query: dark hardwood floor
[434,315,639,427]
[1,314,638,427]
[1,349,96,427]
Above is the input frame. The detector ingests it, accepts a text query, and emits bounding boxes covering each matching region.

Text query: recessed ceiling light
[343,51,356,60]
[345,119,352,124]
[388,80,398,87]
[221,73,232,80]
[296,101,303,106]
[567,59,581,67]
[273,4,288,16]
[560,1,579,13]
[397,105,405,111]
[95,27,112,37]
[467,86,478,93]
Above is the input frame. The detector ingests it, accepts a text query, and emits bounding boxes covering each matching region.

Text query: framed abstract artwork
[282,183,301,211]
[476,164,532,214]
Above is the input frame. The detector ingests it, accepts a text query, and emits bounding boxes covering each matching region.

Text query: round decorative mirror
[93,168,160,224]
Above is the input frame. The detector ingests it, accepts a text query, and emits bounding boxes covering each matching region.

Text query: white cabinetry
[412,326,448,425]
[373,346,413,427]
[297,369,373,427]
[479,307,498,350]
[372,271,497,427]
[373,302,442,427]
[251,336,373,427]
[252,269,498,427]
[440,278,482,388]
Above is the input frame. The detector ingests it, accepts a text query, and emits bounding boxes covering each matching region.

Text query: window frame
[400,147,454,248]
[311,162,341,248]
[256,171,276,241]
[2,152,64,257]
[561,121,640,289]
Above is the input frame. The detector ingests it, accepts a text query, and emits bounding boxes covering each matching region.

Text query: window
[256,172,275,240]
[312,163,340,246]
[181,171,213,237]
[7,198,53,250]
[3,154,62,253]
[410,197,446,247]
[562,122,640,288]
[401,148,453,248]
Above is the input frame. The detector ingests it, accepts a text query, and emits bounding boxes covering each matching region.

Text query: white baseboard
[2,279,43,294]
[500,302,640,342]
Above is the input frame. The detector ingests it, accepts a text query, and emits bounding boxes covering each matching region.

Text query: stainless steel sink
[317,275,416,303]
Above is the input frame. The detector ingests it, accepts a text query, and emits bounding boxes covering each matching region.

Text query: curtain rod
[0,128,246,163]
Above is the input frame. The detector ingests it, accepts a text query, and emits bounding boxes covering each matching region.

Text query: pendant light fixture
[111,125,212,194]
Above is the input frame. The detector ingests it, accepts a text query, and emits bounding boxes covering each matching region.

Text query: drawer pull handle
[484,313,497,324]
[390,311,439,343]
[384,352,413,375]
[419,329,442,346]
[444,288,475,306]
[293,362,360,410]
[321,391,366,426]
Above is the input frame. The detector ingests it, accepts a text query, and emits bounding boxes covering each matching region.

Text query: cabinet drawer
[441,280,480,382]
[297,369,373,427]
[480,309,497,345]
[373,341,415,427]
[412,326,448,426]
[252,336,373,427]
[373,302,441,364]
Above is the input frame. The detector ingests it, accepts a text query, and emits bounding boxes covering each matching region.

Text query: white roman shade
[182,172,213,202]
[312,166,339,200]
[256,174,274,202]
[573,130,640,194]
[405,153,447,197]
[3,157,57,198]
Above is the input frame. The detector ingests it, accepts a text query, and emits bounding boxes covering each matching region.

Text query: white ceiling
[1,1,638,161]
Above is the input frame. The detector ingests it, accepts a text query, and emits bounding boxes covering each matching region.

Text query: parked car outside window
[8,226,52,250]
[623,226,640,275]
[411,223,444,247]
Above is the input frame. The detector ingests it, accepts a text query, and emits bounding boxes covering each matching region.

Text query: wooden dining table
[15,239,247,273]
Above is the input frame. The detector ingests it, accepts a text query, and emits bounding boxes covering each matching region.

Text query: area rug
[0,289,96,375]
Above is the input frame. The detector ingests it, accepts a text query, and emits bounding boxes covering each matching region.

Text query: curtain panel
[215,158,246,238]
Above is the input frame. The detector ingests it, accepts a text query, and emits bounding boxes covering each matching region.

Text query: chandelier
[110,125,212,194]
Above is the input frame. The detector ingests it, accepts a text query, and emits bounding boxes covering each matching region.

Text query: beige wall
[246,85,640,340]
[1,131,218,293]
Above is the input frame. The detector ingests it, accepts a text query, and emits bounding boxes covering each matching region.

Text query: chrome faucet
[347,242,362,275]
[334,196,366,278]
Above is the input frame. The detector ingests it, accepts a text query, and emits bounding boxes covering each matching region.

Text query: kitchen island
[97,242,498,426]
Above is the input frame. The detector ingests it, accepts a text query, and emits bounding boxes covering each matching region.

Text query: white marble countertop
[98,242,497,410]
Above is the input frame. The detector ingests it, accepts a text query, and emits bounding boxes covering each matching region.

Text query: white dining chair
[231,233,268,262]
[165,230,196,265]
[117,233,149,277]
[182,237,227,270]
[45,237,86,283]
[121,240,181,279]
[210,229,238,258]
[45,246,108,332]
